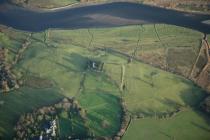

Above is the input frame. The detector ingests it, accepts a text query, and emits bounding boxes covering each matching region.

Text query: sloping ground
[123,61,205,115]
[0,27,123,139]
[0,24,209,139]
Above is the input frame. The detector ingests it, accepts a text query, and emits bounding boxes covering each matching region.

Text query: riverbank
[7,0,210,15]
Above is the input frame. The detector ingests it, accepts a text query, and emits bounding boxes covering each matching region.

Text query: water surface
[0,2,210,32]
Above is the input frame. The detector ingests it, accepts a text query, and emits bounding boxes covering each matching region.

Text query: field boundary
[120,64,125,91]
[188,38,204,79]
[88,29,94,48]
[196,34,210,86]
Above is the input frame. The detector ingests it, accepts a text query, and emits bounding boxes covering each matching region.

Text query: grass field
[49,24,202,76]
[123,61,206,115]
[123,109,210,140]
[15,42,87,97]
[78,91,122,137]
[76,70,122,136]
[0,24,209,139]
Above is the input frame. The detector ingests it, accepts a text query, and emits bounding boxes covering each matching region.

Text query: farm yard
[0,23,210,139]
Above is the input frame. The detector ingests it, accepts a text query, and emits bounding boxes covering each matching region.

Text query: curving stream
[0,2,210,32]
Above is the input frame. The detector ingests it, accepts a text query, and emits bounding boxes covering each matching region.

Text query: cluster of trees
[132,105,187,120]
[114,100,131,140]
[135,109,184,120]
[0,47,17,93]
[14,98,88,140]
[0,47,5,65]
[201,96,210,114]
[0,66,17,93]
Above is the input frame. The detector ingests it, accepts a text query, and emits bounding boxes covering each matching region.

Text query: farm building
[87,60,104,72]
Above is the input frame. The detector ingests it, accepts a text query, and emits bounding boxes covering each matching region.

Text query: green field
[49,24,202,76]
[15,42,85,97]
[123,109,210,140]
[57,106,89,139]
[78,91,121,137]
[0,24,209,139]
[123,61,205,115]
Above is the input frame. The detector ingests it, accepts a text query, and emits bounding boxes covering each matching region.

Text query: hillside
[0,24,210,139]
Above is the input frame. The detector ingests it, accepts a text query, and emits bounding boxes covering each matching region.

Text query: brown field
[24,76,54,89]
[167,47,197,76]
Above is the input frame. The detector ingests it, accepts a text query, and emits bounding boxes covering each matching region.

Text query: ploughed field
[0,24,209,139]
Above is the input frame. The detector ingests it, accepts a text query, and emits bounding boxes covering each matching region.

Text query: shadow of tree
[159,131,172,139]
[50,52,88,73]
[191,121,210,133]
[55,62,78,73]
[157,98,183,109]
[133,76,154,87]
[160,81,210,132]
[63,53,88,72]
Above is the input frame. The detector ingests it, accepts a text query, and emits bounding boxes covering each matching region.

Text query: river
[0,1,210,33]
